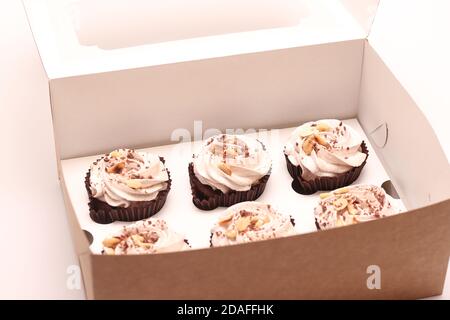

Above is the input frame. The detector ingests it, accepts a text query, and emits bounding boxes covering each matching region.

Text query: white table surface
[0,0,447,299]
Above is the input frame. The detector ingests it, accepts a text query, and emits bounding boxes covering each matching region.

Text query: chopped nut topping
[250,216,260,224]
[218,162,232,175]
[225,229,237,240]
[298,126,315,137]
[106,161,125,174]
[226,148,238,157]
[254,219,264,228]
[314,133,330,148]
[126,179,141,189]
[302,135,315,155]
[317,123,332,132]
[102,237,121,249]
[334,187,349,194]
[144,232,159,244]
[320,192,331,199]
[130,234,144,245]
[333,198,348,211]
[236,217,251,232]
[109,150,121,158]
[138,242,153,248]
[347,203,358,215]
[218,213,233,225]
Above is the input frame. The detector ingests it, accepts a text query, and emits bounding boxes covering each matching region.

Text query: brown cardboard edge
[83,199,450,299]
[79,251,95,299]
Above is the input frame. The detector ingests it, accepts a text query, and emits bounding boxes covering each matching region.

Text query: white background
[0,0,84,299]
[0,0,447,299]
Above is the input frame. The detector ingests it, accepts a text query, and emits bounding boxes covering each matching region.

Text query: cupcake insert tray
[61,118,405,254]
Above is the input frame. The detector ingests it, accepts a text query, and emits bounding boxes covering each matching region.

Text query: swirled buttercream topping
[211,202,296,247]
[89,149,169,208]
[284,120,367,180]
[314,185,398,229]
[102,219,189,255]
[193,134,271,193]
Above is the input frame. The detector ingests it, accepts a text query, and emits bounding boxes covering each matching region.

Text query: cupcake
[189,134,271,210]
[210,201,296,247]
[86,149,171,224]
[284,119,368,194]
[314,185,398,230]
[102,218,189,255]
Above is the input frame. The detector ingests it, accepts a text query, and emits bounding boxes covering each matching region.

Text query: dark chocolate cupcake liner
[285,141,369,195]
[188,162,271,211]
[315,219,321,230]
[85,157,171,224]
[209,232,213,248]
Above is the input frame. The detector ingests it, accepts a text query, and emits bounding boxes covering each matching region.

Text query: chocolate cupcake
[314,185,399,230]
[86,149,171,224]
[189,134,271,210]
[102,218,189,255]
[284,119,368,194]
[210,201,296,247]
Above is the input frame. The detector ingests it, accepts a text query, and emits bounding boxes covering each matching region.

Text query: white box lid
[23,0,374,78]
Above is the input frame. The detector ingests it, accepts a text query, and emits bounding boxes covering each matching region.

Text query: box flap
[23,0,371,79]
[368,0,450,162]
[359,42,450,208]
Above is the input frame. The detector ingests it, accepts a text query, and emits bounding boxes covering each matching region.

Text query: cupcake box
[24,0,450,299]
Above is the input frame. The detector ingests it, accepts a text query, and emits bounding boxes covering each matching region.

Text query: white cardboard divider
[61,119,405,254]
[50,39,364,159]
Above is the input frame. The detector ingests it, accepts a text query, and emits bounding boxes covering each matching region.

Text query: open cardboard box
[23,0,450,299]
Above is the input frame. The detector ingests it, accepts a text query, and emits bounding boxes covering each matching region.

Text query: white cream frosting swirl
[89,149,169,208]
[211,202,296,247]
[314,185,398,230]
[102,218,189,255]
[193,134,271,193]
[284,119,367,180]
